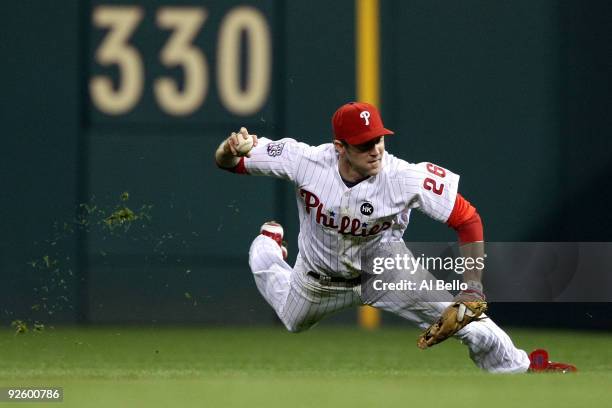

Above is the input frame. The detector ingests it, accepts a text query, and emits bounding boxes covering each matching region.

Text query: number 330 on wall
[90,5,272,116]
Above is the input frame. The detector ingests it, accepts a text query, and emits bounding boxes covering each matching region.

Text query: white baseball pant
[248,234,530,373]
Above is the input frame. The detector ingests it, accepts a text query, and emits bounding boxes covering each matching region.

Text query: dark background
[1,0,610,329]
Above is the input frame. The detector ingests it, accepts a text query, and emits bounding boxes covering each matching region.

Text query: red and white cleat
[528,349,577,373]
[260,221,288,260]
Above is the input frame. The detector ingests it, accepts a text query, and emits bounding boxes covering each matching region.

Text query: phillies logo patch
[360,202,374,216]
[267,142,285,157]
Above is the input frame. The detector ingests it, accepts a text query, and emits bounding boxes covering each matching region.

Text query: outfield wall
[1,1,610,328]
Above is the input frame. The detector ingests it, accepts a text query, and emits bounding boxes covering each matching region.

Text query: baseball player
[214,101,576,373]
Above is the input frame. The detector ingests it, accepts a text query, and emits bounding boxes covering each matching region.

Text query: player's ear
[333,140,345,155]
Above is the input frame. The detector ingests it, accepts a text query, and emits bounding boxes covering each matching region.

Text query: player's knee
[281,318,311,333]
[283,321,306,333]
[285,326,303,334]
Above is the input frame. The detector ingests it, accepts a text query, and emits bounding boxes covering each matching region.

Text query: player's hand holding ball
[226,127,258,157]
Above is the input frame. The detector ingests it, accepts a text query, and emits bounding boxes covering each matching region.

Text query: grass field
[0,326,610,407]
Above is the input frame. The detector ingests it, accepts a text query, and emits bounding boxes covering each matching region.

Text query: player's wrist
[458,280,486,301]
[464,279,483,292]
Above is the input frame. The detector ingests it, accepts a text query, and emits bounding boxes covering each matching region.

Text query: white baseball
[236,133,254,156]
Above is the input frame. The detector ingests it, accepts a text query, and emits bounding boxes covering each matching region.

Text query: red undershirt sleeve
[446,193,483,243]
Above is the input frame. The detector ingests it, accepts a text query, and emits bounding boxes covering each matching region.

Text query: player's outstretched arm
[416,194,487,349]
[215,127,259,169]
[446,194,486,301]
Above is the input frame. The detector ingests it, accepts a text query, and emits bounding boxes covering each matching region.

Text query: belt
[307,271,361,285]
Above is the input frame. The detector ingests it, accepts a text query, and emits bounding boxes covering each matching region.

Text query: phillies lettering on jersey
[244,137,460,278]
[299,188,392,237]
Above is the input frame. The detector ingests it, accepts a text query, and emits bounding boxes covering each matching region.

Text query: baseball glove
[417,301,487,349]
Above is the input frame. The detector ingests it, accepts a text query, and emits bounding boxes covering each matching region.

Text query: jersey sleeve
[244,137,308,181]
[394,161,460,223]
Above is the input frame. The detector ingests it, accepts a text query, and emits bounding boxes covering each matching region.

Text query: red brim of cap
[341,127,395,145]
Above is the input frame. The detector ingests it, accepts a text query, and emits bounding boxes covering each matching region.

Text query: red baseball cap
[332,102,394,145]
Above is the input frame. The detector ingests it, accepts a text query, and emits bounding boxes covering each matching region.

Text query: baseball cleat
[260,221,288,260]
[528,349,577,373]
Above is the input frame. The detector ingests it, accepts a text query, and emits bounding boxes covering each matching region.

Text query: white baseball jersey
[244,137,460,278]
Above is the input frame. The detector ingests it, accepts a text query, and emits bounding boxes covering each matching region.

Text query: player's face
[336,136,385,179]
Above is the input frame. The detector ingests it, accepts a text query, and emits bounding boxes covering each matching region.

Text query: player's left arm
[446,194,486,301]
[397,161,488,349]
[399,161,485,300]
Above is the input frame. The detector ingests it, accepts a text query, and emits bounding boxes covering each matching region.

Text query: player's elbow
[452,211,483,243]
[446,194,483,243]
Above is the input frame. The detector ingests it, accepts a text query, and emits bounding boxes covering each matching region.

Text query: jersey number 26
[423,163,446,196]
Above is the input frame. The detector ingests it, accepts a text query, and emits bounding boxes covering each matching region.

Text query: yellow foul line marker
[356,0,381,330]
